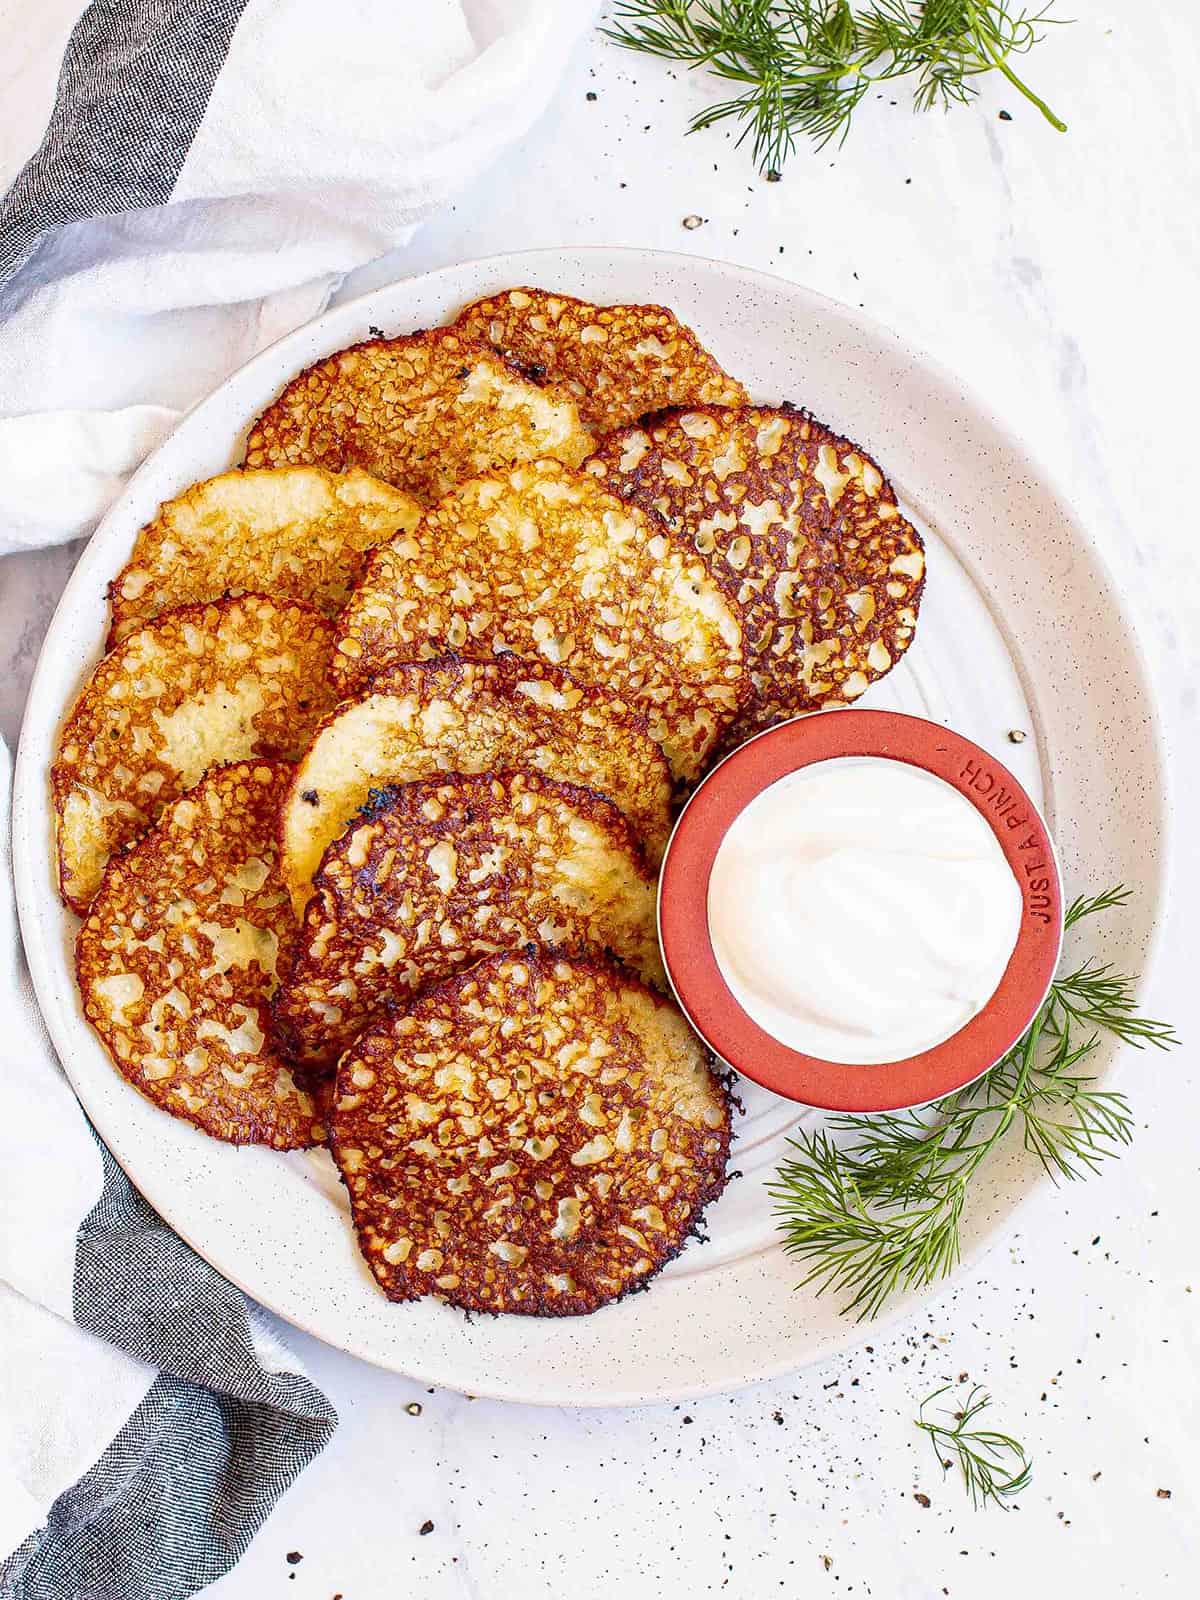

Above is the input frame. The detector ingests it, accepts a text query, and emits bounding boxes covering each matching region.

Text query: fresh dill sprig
[916,1385,1032,1508]
[768,886,1177,1320]
[603,1,1068,171]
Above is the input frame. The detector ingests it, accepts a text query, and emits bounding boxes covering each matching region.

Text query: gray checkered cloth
[1,0,249,287]
[0,1138,336,1600]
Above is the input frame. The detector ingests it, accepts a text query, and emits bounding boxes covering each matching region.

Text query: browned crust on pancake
[277,653,676,918]
[332,459,746,781]
[76,762,326,1149]
[587,404,925,744]
[330,949,731,1316]
[53,595,339,914]
[242,326,594,502]
[274,769,665,1068]
[107,466,423,647]
[454,286,746,435]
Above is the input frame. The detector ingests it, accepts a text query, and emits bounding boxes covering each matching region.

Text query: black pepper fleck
[999,109,1013,121]
[420,1518,435,1534]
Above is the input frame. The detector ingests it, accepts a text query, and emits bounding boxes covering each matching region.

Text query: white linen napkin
[0,736,153,1560]
[0,0,601,554]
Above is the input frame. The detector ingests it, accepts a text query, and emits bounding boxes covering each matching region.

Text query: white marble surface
[3,5,1198,1596]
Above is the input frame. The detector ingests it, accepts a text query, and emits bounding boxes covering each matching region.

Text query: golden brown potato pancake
[54,595,338,913]
[455,286,746,434]
[274,769,664,1068]
[331,949,731,1315]
[588,404,925,745]
[277,655,675,918]
[107,466,422,646]
[333,460,745,781]
[243,327,594,502]
[76,762,325,1149]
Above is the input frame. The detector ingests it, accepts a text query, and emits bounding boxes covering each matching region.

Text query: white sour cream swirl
[706,756,1022,1065]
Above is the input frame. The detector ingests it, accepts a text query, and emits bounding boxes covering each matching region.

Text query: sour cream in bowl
[657,711,1063,1112]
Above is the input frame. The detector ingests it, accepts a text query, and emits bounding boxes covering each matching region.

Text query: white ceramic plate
[12,249,1167,1406]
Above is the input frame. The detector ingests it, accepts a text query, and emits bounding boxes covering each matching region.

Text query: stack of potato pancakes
[56,288,925,1317]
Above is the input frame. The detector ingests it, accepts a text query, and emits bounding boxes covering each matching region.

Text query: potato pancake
[274,769,664,1068]
[76,762,325,1149]
[331,949,731,1315]
[278,655,675,918]
[107,466,422,646]
[53,595,338,914]
[242,328,594,502]
[333,459,745,781]
[454,286,746,435]
[588,404,925,744]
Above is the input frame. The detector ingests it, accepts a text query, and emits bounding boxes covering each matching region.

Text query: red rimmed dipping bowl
[658,710,1064,1112]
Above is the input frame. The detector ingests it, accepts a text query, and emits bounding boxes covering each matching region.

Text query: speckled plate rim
[659,710,1065,1111]
[11,247,1170,1407]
